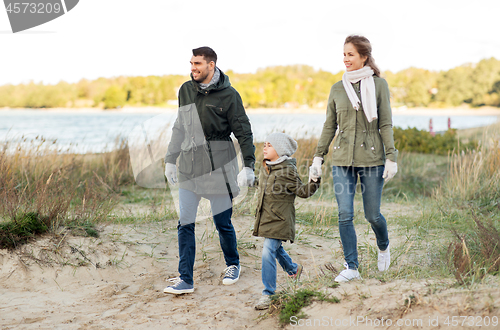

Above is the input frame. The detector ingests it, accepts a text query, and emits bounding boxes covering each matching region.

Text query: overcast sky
[1,0,499,85]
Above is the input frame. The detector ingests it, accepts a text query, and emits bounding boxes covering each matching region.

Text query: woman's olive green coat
[253,159,320,243]
[314,76,398,166]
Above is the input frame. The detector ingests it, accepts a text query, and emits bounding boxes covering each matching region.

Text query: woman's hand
[382,159,397,182]
[309,157,323,182]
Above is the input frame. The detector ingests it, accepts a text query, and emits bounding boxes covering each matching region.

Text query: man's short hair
[192,47,217,65]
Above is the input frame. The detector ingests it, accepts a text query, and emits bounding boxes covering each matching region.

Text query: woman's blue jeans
[261,238,298,295]
[332,165,389,270]
[177,188,239,285]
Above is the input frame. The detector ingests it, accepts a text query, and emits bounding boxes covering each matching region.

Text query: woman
[309,35,398,282]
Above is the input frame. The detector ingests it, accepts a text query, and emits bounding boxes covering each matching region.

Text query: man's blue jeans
[177,188,239,285]
[261,238,298,295]
[332,165,389,270]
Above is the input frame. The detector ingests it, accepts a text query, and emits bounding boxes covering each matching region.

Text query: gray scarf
[199,67,220,89]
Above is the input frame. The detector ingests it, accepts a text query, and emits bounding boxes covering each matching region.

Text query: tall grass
[434,134,500,282]
[0,137,134,248]
[437,141,500,210]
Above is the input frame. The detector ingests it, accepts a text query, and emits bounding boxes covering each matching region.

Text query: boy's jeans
[261,238,298,295]
[332,165,389,270]
[177,188,239,285]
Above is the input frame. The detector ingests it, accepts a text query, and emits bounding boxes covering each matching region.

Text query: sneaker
[288,264,303,280]
[163,277,194,294]
[334,263,361,282]
[254,294,272,310]
[222,265,241,285]
[378,245,390,271]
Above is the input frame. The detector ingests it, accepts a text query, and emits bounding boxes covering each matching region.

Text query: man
[163,47,256,294]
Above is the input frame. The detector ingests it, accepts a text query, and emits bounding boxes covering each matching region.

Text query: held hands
[309,157,323,182]
[237,167,255,187]
[165,163,178,185]
[382,159,398,182]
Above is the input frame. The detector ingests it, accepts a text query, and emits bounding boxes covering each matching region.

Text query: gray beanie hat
[265,132,298,157]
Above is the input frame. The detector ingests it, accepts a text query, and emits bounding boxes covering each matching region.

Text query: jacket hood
[191,67,231,93]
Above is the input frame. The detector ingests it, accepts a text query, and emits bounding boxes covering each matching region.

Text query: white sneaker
[334,263,361,282]
[254,294,272,310]
[378,245,390,271]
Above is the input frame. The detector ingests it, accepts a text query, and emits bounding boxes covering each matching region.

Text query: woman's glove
[164,163,178,185]
[309,157,323,182]
[237,167,255,186]
[382,159,397,182]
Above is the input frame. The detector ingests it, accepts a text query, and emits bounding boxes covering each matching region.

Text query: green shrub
[0,212,48,248]
[271,289,340,325]
[393,127,477,155]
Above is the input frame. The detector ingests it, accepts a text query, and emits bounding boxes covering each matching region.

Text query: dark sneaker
[288,264,303,280]
[222,265,241,285]
[163,277,194,294]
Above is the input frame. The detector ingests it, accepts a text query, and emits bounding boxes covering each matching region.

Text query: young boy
[253,132,320,310]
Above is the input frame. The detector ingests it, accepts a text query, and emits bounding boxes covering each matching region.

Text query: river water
[0,109,497,153]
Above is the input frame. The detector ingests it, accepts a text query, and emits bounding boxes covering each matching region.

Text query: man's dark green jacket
[165,69,255,195]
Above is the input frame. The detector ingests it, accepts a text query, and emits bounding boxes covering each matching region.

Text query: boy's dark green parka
[253,159,320,243]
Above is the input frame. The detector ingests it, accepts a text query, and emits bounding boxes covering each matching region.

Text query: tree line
[1,58,499,109]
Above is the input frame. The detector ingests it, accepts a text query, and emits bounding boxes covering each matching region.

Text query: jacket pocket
[270,202,289,222]
[236,115,252,133]
[179,104,192,126]
[208,140,235,170]
[178,149,193,175]
[206,103,225,114]
[332,129,348,160]
[367,132,384,161]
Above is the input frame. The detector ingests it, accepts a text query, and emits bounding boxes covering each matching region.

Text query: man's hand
[382,159,397,182]
[165,163,178,185]
[237,167,255,187]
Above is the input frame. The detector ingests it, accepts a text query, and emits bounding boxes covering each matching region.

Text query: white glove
[237,167,255,187]
[164,163,178,186]
[382,159,397,182]
[309,157,323,182]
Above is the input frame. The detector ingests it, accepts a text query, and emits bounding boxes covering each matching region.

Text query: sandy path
[1,203,499,329]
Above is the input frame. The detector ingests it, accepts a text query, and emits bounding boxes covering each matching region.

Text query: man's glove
[309,157,323,182]
[165,163,178,185]
[382,159,397,182]
[237,167,255,187]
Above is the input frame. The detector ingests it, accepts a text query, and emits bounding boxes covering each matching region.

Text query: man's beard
[193,70,209,83]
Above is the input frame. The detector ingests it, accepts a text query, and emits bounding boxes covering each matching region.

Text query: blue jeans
[332,165,389,270]
[177,188,239,285]
[261,238,298,295]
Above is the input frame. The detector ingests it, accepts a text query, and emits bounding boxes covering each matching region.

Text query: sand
[1,200,499,329]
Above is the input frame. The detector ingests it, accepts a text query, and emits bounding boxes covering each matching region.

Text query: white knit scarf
[342,66,377,123]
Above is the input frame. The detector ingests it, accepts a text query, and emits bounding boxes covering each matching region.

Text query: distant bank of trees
[1,58,500,109]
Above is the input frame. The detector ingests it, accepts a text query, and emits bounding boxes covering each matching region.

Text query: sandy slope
[1,202,499,329]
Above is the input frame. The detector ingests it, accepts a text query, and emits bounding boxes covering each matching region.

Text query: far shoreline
[1,106,500,117]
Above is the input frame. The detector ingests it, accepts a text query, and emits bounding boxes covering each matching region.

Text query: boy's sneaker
[288,264,303,280]
[163,277,194,294]
[334,263,361,282]
[222,265,241,285]
[378,245,390,271]
[254,294,272,310]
